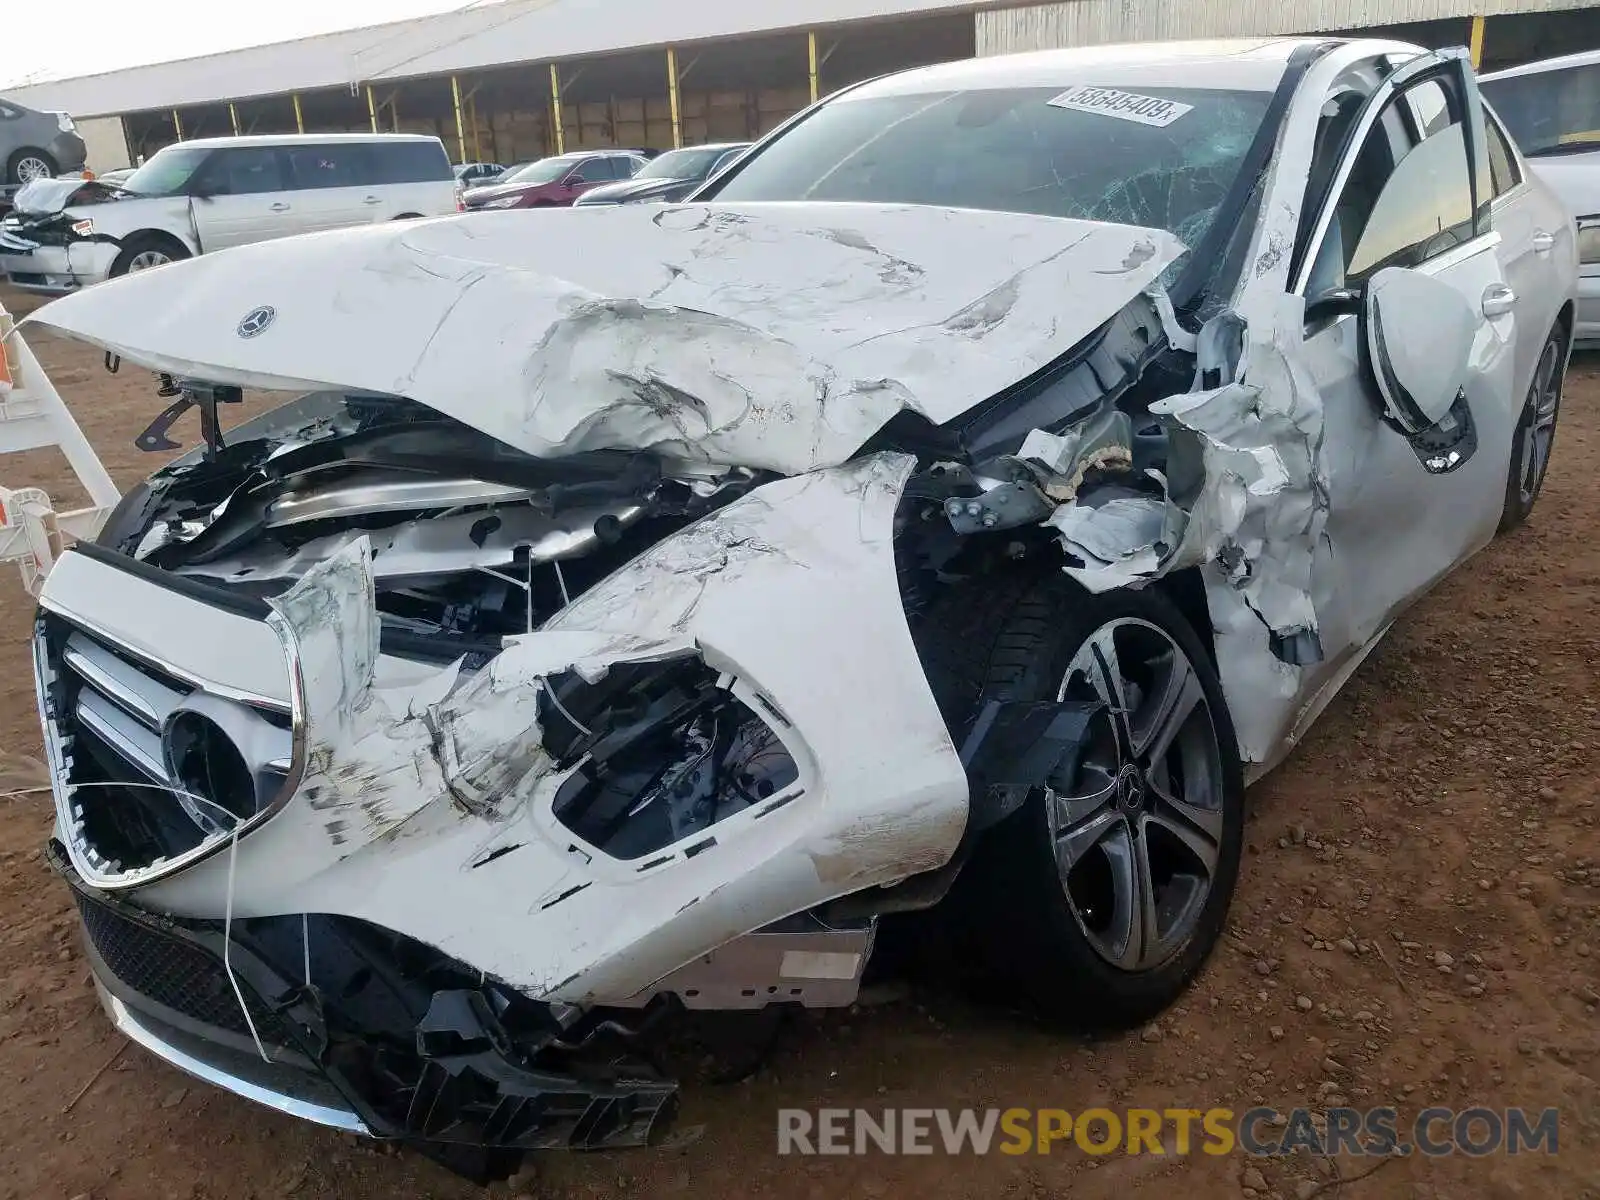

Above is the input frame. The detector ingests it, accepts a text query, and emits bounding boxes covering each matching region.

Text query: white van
[0,133,460,294]
[1480,51,1600,345]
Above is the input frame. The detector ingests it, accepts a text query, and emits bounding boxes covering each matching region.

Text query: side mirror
[564,174,587,186]
[1362,267,1476,435]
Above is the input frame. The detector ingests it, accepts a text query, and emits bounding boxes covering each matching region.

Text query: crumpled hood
[27,201,1185,474]
[10,177,120,215]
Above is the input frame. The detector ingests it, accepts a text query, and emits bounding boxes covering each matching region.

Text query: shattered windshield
[1480,64,1600,157]
[711,85,1272,293]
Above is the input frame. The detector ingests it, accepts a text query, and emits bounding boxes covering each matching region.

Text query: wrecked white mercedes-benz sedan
[19,37,1576,1178]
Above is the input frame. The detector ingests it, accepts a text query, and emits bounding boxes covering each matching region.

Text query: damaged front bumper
[54,841,679,1163]
[33,455,969,1154]
[0,228,117,294]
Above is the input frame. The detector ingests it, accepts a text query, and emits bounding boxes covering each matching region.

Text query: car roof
[844,38,1357,98]
[160,133,444,151]
[1480,49,1600,82]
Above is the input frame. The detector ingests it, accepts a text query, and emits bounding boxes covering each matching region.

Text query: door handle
[1482,283,1517,318]
[362,196,383,205]
[268,202,290,212]
[1533,230,1555,255]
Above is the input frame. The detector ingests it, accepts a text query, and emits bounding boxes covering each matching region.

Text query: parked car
[573,141,751,206]
[453,161,506,189]
[0,133,459,294]
[16,37,1575,1180]
[462,150,646,209]
[1,96,87,185]
[1480,50,1600,344]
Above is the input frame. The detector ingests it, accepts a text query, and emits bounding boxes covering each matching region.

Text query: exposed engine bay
[108,389,772,657]
[98,285,1185,666]
[59,287,1188,903]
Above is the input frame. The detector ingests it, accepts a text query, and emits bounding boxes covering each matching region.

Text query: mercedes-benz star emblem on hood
[236,306,277,339]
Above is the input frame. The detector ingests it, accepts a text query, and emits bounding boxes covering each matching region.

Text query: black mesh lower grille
[75,890,290,1045]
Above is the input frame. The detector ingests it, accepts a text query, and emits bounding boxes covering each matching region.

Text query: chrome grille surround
[33,585,305,892]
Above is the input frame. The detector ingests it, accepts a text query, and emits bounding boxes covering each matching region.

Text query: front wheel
[108,236,191,279]
[939,579,1245,1029]
[1499,321,1568,533]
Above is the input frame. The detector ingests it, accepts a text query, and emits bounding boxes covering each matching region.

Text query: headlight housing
[482,195,521,209]
[540,657,800,861]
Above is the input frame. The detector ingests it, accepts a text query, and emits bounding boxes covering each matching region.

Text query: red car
[462,150,648,210]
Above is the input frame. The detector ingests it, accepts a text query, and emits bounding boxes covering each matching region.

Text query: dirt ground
[0,283,1594,1200]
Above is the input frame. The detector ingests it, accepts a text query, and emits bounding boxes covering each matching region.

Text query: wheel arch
[118,228,194,255]
[1146,566,1218,671]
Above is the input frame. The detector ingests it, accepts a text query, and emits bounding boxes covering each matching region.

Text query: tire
[1498,320,1568,533]
[6,148,57,186]
[108,235,191,279]
[393,212,424,220]
[932,575,1245,1030]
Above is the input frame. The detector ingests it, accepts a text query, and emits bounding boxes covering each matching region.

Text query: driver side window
[190,147,284,196]
[1307,75,1480,295]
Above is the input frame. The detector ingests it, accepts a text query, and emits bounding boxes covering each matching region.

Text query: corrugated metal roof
[978,0,1600,56]
[5,0,982,118]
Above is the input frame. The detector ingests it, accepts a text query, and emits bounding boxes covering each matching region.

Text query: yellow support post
[550,63,565,154]
[366,85,378,133]
[667,46,683,149]
[172,110,184,141]
[450,75,467,164]
[808,31,819,104]
[229,102,240,136]
[1469,14,1486,69]
[292,92,304,134]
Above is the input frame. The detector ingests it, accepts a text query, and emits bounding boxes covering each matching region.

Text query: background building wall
[978,0,1598,55]
[76,116,133,172]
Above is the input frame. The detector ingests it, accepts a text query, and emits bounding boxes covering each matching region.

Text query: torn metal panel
[1018,406,1136,502]
[131,455,968,1007]
[1018,285,1329,763]
[25,204,1184,475]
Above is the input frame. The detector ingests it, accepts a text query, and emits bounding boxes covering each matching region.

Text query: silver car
[0,96,87,185]
[1,134,460,294]
[17,37,1577,1178]
[1480,50,1600,345]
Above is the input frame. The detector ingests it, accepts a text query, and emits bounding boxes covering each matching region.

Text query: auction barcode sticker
[1047,85,1193,127]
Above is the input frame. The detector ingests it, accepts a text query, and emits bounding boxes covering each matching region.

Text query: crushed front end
[30,412,963,1178]
[20,200,1267,1176]
[52,842,677,1177]
[0,181,128,294]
